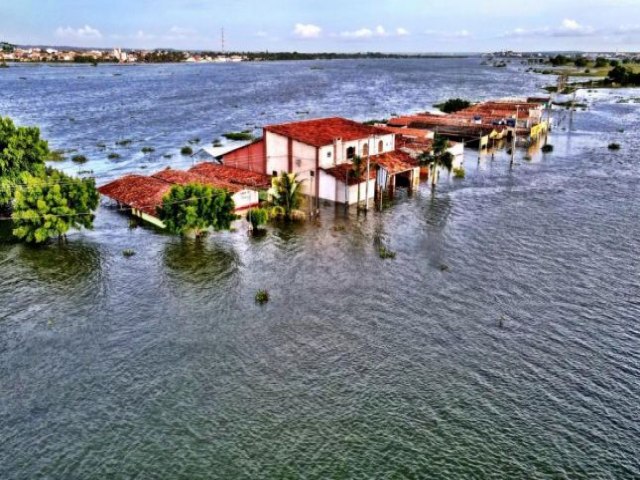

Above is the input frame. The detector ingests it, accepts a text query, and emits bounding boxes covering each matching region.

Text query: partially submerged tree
[351,154,364,207]
[419,134,454,188]
[438,98,471,114]
[11,169,99,243]
[0,116,49,206]
[157,183,237,238]
[268,172,303,221]
[246,207,268,234]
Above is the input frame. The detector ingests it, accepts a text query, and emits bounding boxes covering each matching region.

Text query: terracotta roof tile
[321,162,376,186]
[190,163,272,189]
[265,117,391,148]
[98,175,170,216]
[152,168,242,193]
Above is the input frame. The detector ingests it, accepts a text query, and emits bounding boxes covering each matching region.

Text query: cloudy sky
[2,0,640,52]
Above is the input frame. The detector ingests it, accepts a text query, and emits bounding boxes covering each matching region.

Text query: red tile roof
[371,150,417,175]
[189,163,272,189]
[265,117,391,148]
[321,162,377,186]
[98,175,171,216]
[152,168,242,193]
[378,126,433,138]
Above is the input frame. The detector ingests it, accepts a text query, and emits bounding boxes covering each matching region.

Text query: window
[272,170,278,177]
[378,140,384,153]
[346,146,355,159]
[362,144,369,156]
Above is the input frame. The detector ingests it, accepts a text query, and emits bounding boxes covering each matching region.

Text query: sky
[2,0,640,52]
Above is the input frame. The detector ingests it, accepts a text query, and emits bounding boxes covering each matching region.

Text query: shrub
[255,289,269,304]
[453,166,465,179]
[437,98,472,114]
[71,154,88,164]
[116,139,132,146]
[122,249,136,257]
[379,246,396,259]
[47,150,66,162]
[223,131,254,141]
[180,146,193,155]
[608,143,621,150]
[108,152,121,159]
[141,146,155,153]
[246,208,269,231]
[541,144,554,153]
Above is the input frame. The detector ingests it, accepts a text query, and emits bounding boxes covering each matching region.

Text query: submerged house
[98,165,269,228]
[218,117,420,205]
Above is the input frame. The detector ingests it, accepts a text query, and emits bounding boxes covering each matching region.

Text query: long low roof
[265,117,391,148]
[189,163,272,189]
[98,175,171,217]
[152,168,242,193]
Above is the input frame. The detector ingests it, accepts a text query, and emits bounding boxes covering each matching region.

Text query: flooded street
[1,59,639,478]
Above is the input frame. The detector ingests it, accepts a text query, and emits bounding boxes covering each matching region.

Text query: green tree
[268,172,303,221]
[157,183,237,237]
[246,207,268,233]
[0,117,49,205]
[419,134,454,188]
[595,57,609,68]
[11,169,99,243]
[574,56,589,68]
[439,98,471,113]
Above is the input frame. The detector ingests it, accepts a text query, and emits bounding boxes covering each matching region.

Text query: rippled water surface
[1,59,639,479]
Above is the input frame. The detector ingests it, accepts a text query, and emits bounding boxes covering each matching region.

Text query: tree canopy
[11,169,99,243]
[438,98,472,114]
[268,172,303,221]
[157,183,238,237]
[0,117,49,205]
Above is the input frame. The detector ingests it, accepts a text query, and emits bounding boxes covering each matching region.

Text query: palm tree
[419,134,454,188]
[351,155,364,207]
[268,172,304,221]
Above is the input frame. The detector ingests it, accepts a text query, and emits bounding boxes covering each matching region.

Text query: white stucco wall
[265,132,289,176]
[318,170,338,202]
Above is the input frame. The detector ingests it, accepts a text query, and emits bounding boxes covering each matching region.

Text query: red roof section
[372,150,417,174]
[321,162,377,186]
[189,163,272,189]
[265,117,391,148]
[152,168,242,193]
[98,175,171,216]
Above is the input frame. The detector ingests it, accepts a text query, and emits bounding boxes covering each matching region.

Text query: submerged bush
[180,146,193,155]
[47,150,66,162]
[246,208,269,232]
[608,143,621,150]
[223,131,254,141]
[541,144,554,153]
[71,154,88,164]
[453,166,465,179]
[122,249,136,257]
[255,289,269,304]
[379,246,396,259]
[141,146,155,153]
[108,152,121,160]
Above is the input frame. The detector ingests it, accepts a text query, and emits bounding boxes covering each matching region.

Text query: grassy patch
[223,131,254,141]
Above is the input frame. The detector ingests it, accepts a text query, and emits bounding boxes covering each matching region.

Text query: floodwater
[1,59,639,479]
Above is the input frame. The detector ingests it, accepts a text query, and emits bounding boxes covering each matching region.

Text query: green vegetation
[116,139,132,146]
[11,168,99,244]
[608,143,621,150]
[255,289,269,304]
[157,183,238,238]
[436,98,472,114]
[142,50,185,63]
[180,146,193,155]
[107,152,121,160]
[541,144,554,153]
[223,131,254,141]
[71,154,88,164]
[0,61,8,69]
[595,57,609,68]
[246,207,268,233]
[47,150,66,162]
[122,249,136,257]
[268,172,303,221]
[418,134,454,188]
[141,146,155,153]
[549,54,571,67]
[453,166,465,179]
[606,65,640,86]
[351,155,364,207]
[362,119,388,126]
[378,246,396,259]
[188,137,201,144]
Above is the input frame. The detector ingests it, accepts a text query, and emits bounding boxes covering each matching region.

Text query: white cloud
[341,28,374,39]
[424,29,473,39]
[135,30,155,40]
[375,25,387,36]
[339,25,404,39]
[55,25,102,39]
[293,23,322,39]
[503,19,595,38]
[561,19,580,31]
[396,27,410,36]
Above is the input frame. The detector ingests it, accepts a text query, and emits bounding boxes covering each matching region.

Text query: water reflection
[162,237,240,286]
